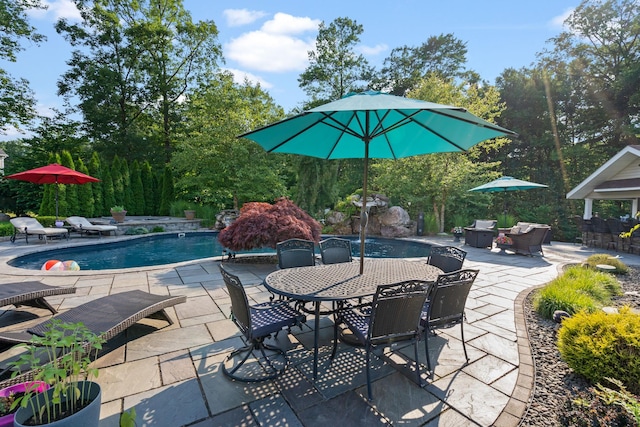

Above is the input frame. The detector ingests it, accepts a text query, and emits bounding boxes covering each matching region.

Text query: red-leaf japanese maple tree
[218,198,322,251]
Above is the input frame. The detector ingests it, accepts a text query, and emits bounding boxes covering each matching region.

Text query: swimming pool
[8,232,432,270]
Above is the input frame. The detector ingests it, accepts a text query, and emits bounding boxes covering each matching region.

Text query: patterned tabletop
[264,258,442,302]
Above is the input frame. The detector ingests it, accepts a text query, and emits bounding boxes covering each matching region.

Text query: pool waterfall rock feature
[325,194,415,239]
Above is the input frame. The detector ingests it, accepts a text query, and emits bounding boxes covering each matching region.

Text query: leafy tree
[76,158,94,217]
[173,72,287,210]
[159,165,174,215]
[0,0,45,132]
[547,0,640,154]
[111,156,124,207]
[371,34,469,96]
[59,150,77,217]
[298,17,373,102]
[373,75,509,232]
[218,198,322,251]
[88,152,104,215]
[140,161,155,214]
[102,167,115,212]
[39,153,60,216]
[129,160,144,215]
[56,0,222,164]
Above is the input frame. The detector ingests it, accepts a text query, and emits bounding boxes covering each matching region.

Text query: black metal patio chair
[331,279,431,400]
[219,264,306,382]
[276,238,316,269]
[427,246,467,273]
[319,237,352,265]
[421,269,479,372]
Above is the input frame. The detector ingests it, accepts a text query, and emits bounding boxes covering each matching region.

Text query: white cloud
[28,0,81,21]
[225,13,320,73]
[550,8,574,30]
[224,68,273,88]
[262,13,321,35]
[359,43,388,56]
[223,9,268,27]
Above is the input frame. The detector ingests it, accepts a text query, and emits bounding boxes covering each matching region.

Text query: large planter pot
[0,382,48,427]
[184,210,196,220]
[13,381,101,427]
[110,210,127,223]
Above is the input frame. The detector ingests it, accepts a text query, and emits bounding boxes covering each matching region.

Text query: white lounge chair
[10,217,69,244]
[66,216,117,238]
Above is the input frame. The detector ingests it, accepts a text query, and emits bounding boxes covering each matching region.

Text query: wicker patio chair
[319,237,352,265]
[276,238,316,269]
[0,281,76,315]
[428,246,467,273]
[509,226,551,256]
[0,290,186,387]
[421,269,479,372]
[332,279,431,400]
[219,264,306,382]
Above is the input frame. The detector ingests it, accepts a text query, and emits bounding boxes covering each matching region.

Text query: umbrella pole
[55,183,59,220]
[359,142,369,275]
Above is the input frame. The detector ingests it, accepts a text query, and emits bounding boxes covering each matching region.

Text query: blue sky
[2,0,577,140]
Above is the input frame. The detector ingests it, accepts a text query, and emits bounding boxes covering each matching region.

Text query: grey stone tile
[249,394,303,427]
[492,368,518,396]
[364,372,446,426]
[98,357,161,402]
[297,391,389,426]
[174,294,220,320]
[123,379,208,427]
[126,324,213,361]
[426,371,509,427]
[468,333,519,364]
[196,405,257,426]
[462,354,517,384]
[159,349,196,385]
[197,352,279,416]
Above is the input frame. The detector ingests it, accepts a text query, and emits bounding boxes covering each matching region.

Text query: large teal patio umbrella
[240,91,518,273]
[469,176,548,225]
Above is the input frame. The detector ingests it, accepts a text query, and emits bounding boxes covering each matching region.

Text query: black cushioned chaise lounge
[0,281,76,315]
[0,290,186,387]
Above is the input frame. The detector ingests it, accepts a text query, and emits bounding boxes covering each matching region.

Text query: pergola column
[583,198,593,219]
[633,198,638,217]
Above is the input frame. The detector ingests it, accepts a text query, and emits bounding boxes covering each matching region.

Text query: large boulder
[378,206,411,227]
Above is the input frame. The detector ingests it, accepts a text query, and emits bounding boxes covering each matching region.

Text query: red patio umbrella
[5,163,100,219]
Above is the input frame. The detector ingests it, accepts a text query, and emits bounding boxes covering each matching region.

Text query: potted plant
[110,206,127,223]
[494,234,513,252]
[451,226,464,242]
[10,320,105,426]
[0,382,48,427]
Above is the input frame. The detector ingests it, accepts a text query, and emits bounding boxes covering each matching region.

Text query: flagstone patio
[0,235,635,426]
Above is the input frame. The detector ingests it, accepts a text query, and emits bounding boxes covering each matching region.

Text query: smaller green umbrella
[469,176,548,225]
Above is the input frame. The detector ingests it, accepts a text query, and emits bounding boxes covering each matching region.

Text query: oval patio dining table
[264,258,443,379]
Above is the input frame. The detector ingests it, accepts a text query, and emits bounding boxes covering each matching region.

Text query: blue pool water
[8,232,432,271]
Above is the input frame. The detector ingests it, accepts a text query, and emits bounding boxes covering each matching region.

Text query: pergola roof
[567,145,640,200]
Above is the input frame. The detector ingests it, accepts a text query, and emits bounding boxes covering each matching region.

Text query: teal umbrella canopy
[468,176,548,193]
[469,176,548,225]
[241,90,517,159]
[240,91,518,273]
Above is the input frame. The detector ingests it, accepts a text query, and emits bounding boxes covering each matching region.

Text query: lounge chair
[507,224,551,256]
[66,216,117,237]
[0,290,186,387]
[0,281,76,315]
[10,217,69,244]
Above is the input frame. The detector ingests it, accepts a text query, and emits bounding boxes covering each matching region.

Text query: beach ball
[41,260,64,271]
[63,260,80,271]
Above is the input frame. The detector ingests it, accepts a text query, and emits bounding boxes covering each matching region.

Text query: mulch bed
[520,266,640,426]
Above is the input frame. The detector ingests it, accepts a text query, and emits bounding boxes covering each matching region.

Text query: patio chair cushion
[10,218,68,237]
[474,220,496,229]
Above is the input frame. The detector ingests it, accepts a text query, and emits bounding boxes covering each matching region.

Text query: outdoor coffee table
[264,258,442,379]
